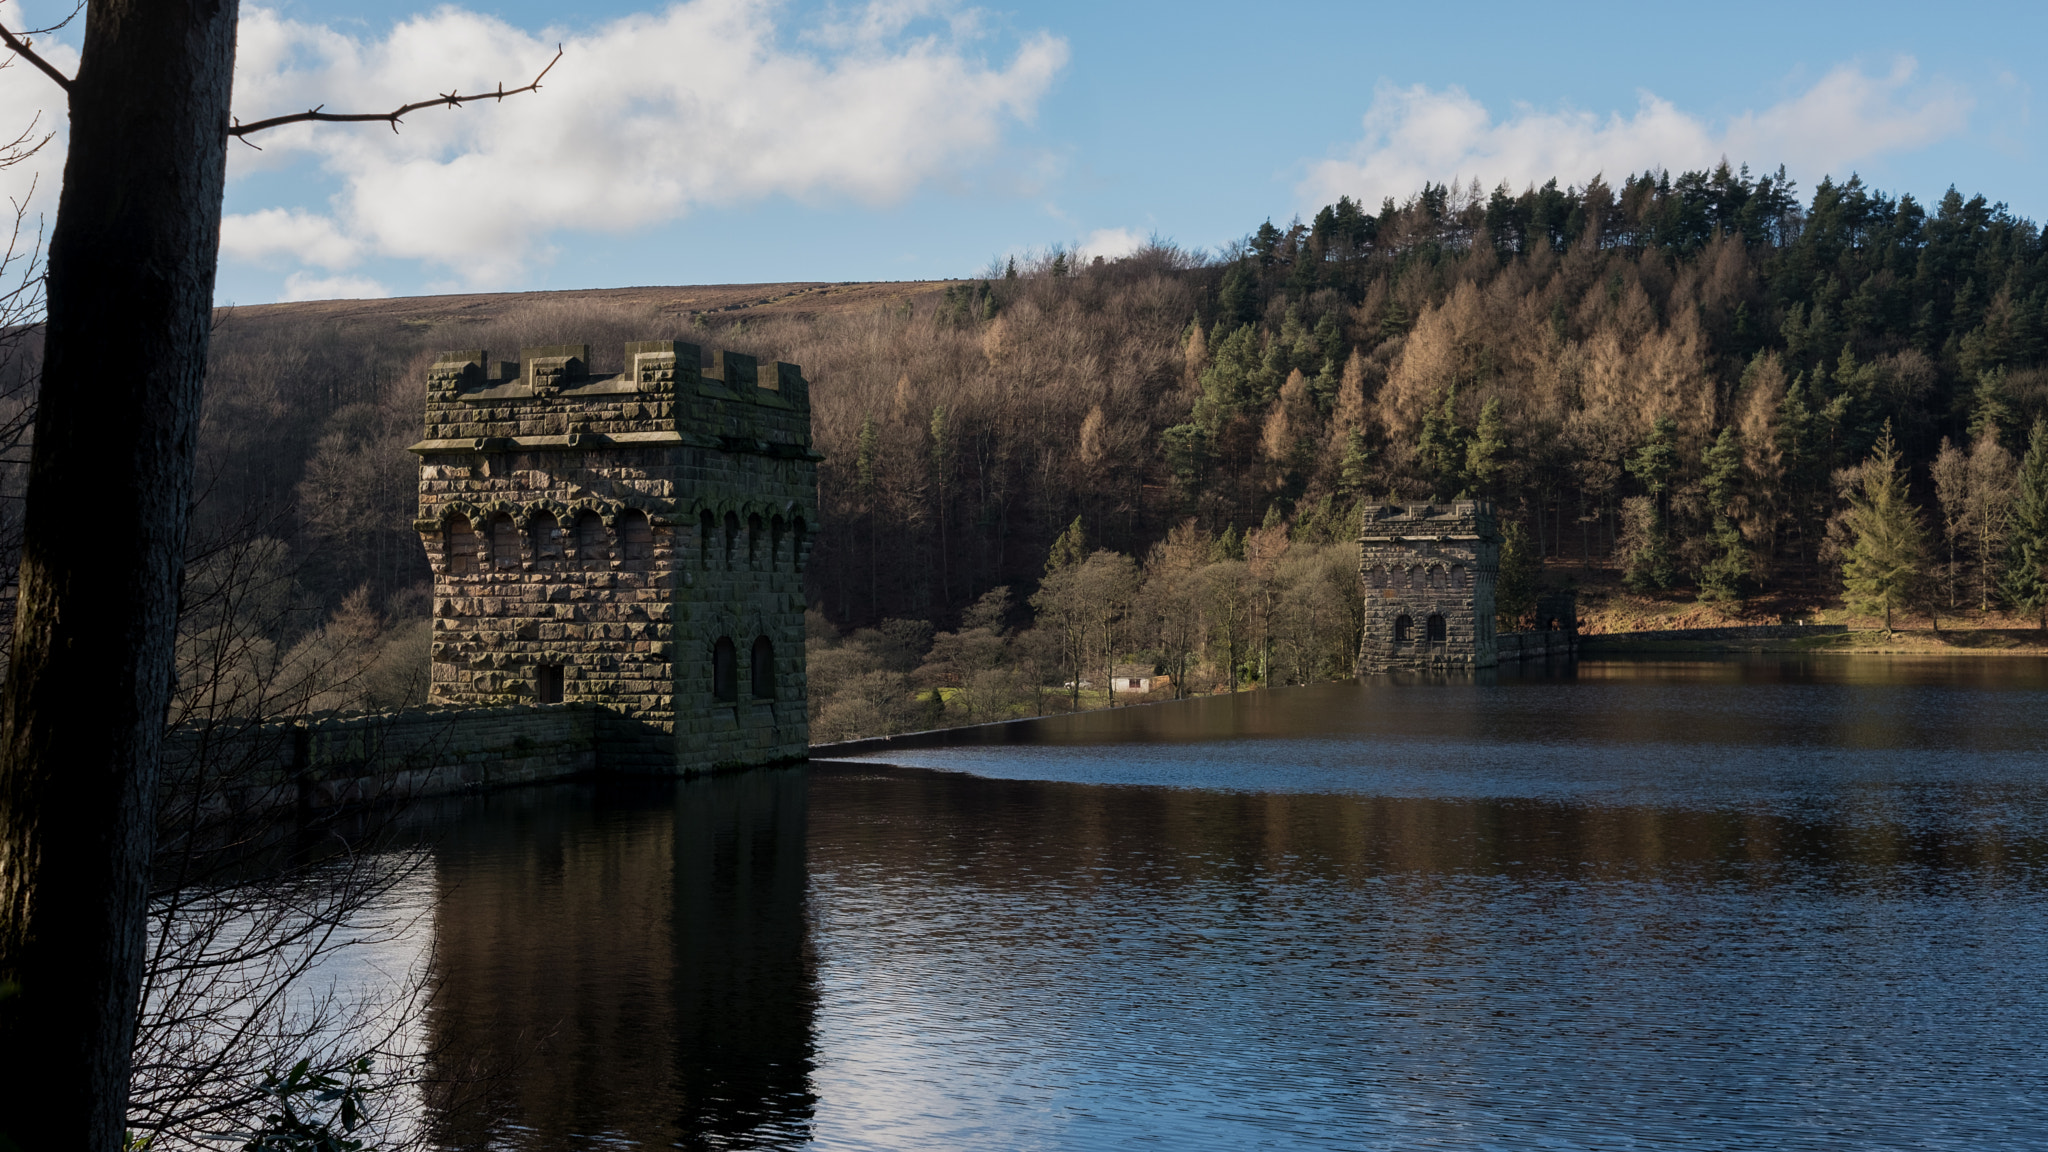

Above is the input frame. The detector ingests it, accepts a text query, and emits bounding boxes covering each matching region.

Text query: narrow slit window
[751,636,775,699]
[619,509,653,564]
[574,511,607,564]
[535,663,564,704]
[446,516,478,575]
[713,637,738,703]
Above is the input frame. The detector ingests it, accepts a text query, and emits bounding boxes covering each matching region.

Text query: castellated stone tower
[409,341,818,774]
[1357,501,1501,673]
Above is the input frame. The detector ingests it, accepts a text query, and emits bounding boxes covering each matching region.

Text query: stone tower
[1357,501,1501,673]
[410,341,818,774]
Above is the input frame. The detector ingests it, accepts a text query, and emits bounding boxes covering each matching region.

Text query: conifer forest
[60,164,2048,740]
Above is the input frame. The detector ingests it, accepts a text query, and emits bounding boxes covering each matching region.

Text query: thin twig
[0,26,71,91]
[229,46,561,138]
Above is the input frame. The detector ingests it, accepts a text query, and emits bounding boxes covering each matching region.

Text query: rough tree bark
[0,1,240,1147]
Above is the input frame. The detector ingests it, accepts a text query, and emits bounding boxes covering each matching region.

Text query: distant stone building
[1357,501,1502,673]
[410,341,817,773]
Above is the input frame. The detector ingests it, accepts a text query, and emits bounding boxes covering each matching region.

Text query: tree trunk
[0,3,238,1148]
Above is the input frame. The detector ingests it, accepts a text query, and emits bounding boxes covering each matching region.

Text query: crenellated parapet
[411,342,817,461]
[411,338,818,775]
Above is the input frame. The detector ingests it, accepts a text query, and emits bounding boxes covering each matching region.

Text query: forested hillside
[58,164,2047,732]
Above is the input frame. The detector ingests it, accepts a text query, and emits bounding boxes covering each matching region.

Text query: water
[410,657,2048,1150]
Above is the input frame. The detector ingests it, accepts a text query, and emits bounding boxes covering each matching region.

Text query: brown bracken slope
[215,280,963,341]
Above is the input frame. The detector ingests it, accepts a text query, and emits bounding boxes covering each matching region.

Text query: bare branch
[229,46,561,139]
[0,25,71,91]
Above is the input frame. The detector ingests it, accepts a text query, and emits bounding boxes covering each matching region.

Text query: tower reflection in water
[421,769,814,1150]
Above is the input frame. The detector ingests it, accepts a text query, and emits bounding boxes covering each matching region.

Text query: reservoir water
[410,657,2048,1150]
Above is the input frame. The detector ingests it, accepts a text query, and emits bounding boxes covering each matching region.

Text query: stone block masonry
[1357,501,1578,673]
[1358,501,1503,672]
[409,340,819,774]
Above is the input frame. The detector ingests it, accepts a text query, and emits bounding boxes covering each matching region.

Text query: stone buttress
[410,342,818,773]
[1357,502,1501,673]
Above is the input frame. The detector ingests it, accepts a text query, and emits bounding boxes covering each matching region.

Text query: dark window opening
[713,637,738,703]
[751,636,775,699]
[1544,617,1559,631]
[446,516,478,575]
[490,515,520,569]
[723,512,740,568]
[619,509,653,564]
[1427,614,1447,643]
[532,511,564,562]
[748,513,763,566]
[535,663,564,704]
[575,511,607,563]
[1452,565,1467,588]
[1393,615,1413,644]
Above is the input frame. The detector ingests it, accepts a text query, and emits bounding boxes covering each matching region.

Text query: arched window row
[430,499,814,576]
[711,634,779,704]
[440,506,657,574]
[1364,564,1469,590]
[1389,612,1451,646]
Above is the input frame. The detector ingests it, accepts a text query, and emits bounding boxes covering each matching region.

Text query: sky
[0,0,2041,304]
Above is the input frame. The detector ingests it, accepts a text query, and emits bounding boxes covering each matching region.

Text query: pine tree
[1840,421,1928,631]
[1494,520,1536,630]
[1046,515,1088,574]
[1698,428,1751,601]
[1415,386,1466,497]
[1337,430,1372,496]
[2001,417,2048,632]
[1464,397,1508,497]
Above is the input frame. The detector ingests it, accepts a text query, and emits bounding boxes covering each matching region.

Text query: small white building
[1112,665,1166,694]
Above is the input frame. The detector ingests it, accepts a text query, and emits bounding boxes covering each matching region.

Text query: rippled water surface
[418,658,2048,1150]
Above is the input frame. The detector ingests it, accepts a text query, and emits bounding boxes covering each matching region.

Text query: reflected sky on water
[419,657,2048,1151]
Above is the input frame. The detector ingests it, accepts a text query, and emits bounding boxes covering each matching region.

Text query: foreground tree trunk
[0,3,239,1147]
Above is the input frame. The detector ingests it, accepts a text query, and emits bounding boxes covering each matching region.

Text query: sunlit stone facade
[410,341,818,773]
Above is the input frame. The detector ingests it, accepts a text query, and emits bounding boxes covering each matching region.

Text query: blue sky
[0,0,2041,302]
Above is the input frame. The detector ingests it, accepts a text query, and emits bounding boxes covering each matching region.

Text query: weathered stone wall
[162,704,628,814]
[1358,502,1502,672]
[410,341,817,775]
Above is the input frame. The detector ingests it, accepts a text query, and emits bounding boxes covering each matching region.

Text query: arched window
[712,637,738,703]
[751,636,775,699]
[490,514,519,569]
[747,513,763,566]
[1426,613,1447,643]
[619,509,653,564]
[531,511,564,563]
[445,515,478,575]
[1451,565,1467,588]
[1430,566,1446,590]
[1393,614,1413,644]
[723,512,740,568]
[574,511,607,564]
[699,510,715,569]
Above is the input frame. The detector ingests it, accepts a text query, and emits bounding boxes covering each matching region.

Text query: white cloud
[220,207,362,269]
[0,13,78,236]
[1076,226,1142,261]
[222,0,1068,288]
[281,271,390,301]
[1300,59,1971,209]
